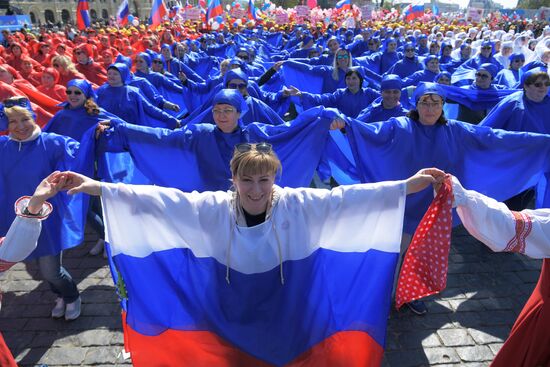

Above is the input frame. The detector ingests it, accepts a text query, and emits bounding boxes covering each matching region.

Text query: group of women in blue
[1,22,550,324]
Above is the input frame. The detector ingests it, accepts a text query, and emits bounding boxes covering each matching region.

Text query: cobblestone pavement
[1,226,540,367]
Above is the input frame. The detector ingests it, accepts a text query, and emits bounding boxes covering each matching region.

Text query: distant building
[2,0,152,25]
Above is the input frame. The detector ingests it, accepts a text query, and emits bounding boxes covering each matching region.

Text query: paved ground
[1,226,540,367]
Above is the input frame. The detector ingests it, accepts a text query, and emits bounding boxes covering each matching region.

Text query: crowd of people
[0,11,549,366]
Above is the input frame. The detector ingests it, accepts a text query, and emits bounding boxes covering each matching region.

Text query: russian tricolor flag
[76,0,91,30]
[149,0,168,26]
[247,0,257,19]
[116,0,130,26]
[404,0,424,21]
[206,0,223,24]
[335,0,351,10]
[101,181,407,367]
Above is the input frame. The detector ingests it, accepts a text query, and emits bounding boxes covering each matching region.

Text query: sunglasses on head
[4,97,30,108]
[228,82,247,89]
[235,142,273,153]
[532,81,550,88]
[475,72,490,79]
[66,90,83,95]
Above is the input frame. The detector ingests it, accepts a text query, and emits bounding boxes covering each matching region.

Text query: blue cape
[98,106,335,192]
[344,117,550,233]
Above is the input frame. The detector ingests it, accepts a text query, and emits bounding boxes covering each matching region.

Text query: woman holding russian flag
[51,157,444,367]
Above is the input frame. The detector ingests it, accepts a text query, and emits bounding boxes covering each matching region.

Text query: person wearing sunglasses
[96,62,179,130]
[73,44,108,86]
[183,68,287,126]
[456,63,504,125]
[133,53,184,114]
[290,69,380,119]
[493,52,525,89]
[453,40,503,87]
[44,79,134,257]
[0,98,94,321]
[386,42,423,79]
[96,88,347,192]
[114,54,183,116]
[159,43,204,85]
[481,68,550,144]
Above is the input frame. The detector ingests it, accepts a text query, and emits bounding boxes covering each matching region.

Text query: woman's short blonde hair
[4,105,35,122]
[52,55,78,74]
[230,144,282,180]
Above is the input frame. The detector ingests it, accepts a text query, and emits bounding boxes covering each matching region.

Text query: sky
[408,0,520,9]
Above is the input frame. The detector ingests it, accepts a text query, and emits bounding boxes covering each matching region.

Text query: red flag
[395,176,453,310]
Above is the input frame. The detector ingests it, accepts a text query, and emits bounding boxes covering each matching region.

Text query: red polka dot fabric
[395,176,453,310]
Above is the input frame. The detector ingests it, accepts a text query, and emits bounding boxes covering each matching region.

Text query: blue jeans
[87,196,105,240]
[37,253,79,303]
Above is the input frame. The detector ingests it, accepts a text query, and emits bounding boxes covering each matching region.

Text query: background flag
[149,0,168,26]
[116,0,130,25]
[76,0,91,30]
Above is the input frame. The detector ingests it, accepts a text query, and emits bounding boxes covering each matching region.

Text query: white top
[454,176,550,259]
[0,197,51,265]
[101,181,407,274]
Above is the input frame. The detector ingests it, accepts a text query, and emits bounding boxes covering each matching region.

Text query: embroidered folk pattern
[503,211,532,254]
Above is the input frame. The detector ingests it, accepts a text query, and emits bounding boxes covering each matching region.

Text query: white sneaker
[65,297,81,321]
[89,239,105,256]
[51,297,65,318]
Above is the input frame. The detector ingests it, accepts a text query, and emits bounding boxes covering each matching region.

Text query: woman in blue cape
[160,44,204,84]
[359,38,401,75]
[113,55,181,114]
[97,89,345,192]
[283,48,381,94]
[438,42,453,65]
[493,52,525,89]
[341,83,550,234]
[480,69,550,210]
[402,55,441,87]
[96,63,179,130]
[452,41,504,86]
[291,69,380,119]
[480,69,550,134]
[182,68,287,126]
[134,53,187,116]
[356,74,408,123]
[386,43,423,79]
[441,43,472,74]
[0,98,93,321]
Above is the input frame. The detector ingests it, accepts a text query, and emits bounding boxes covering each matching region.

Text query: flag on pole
[206,0,223,24]
[404,0,424,21]
[247,0,257,19]
[116,0,130,25]
[149,0,168,26]
[76,0,91,30]
[335,0,351,10]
